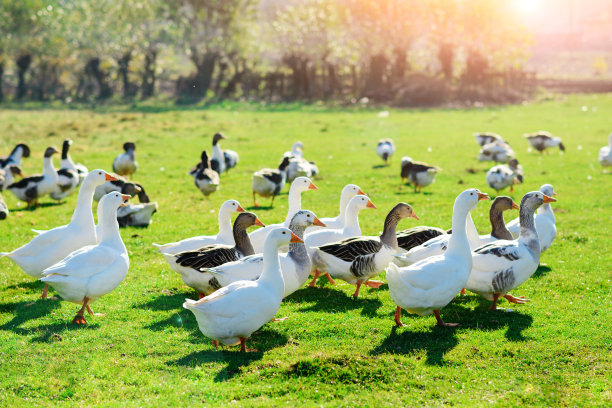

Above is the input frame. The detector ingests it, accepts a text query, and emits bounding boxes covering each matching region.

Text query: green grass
[0,94,610,407]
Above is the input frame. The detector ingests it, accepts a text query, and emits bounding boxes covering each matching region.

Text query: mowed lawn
[0,94,610,407]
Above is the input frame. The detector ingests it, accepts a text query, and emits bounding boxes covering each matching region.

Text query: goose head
[100,191,131,214]
[234,212,265,230]
[9,165,22,177]
[123,142,136,152]
[401,156,413,166]
[267,227,303,248]
[278,156,291,171]
[491,196,519,212]
[539,184,556,198]
[220,199,245,215]
[61,139,73,157]
[14,143,31,158]
[200,150,211,168]
[44,146,60,158]
[348,194,376,211]
[84,169,119,187]
[342,183,365,199]
[121,182,142,197]
[521,191,556,213]
[388,202,419,222]
[291,176,317,193]
[212,133,226,145]
[456,188,490,212]
[290,210,325,229]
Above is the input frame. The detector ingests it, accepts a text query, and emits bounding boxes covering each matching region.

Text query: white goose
[194,150,220,196]
[58,138,88,183]
[306,195,376,285]
[312,203,418,298]
[0,164,22,191]
[2,170,116,298]
[387,189,490,327]
[506,184,557,252]
[183,227,301,351]
[112,142,137,177]
[525,131,565,153]
[376,138,395,165]
[251,156,291,207]
[598,133,612,167]
[40,192,130,324]
[474,132,504,147]
[478,140,515,163]
[249,176,317,253]
[7,146,59,208]
[306,184,364,233]
[466,191,556,309]
[153,200,245,254]
[200,210,325,298]
[486,158,522,193]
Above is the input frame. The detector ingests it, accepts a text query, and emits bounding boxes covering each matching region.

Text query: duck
[58,138,88,184]
[210,133,239,174]
[506,184,557,252]
[474,132,504,147]
[152,200,245,254]
[0,192,8,220]
[2,170,116,298]
[112,142,138,177]
[525,131,565,153]
[199,210,325,298]
[194,150,220,196]
[117,201,158,227]
[1,143,30,167]
[249,176,318,253]
[306,184,365,233]
[93,176,142,202]
[466,191,556,309]
[598,133,612,167]
[376,138,395,165]
[486,158,523,193]
[251,156,291,207]
[400,157,440,192]
[387,189,490,327]
[0,164,22,191]
[40,192,131,324]
[478,140,515,163]
[312,203,419,297]
[162,212,264,297]
[183,227,300,351]
[306,195,376,286]
[7,146,60,208]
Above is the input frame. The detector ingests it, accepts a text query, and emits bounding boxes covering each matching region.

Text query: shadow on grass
[371,164,388,169]
[284,287,383,318]
[11,202,65,212]
[4,280,44,293]
[136,292,191,312]
[532,264,552,279]
[168,327,288,381]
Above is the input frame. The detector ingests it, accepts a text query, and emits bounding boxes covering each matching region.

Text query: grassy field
[0,94,610,407]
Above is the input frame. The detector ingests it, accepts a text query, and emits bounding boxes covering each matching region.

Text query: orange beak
[308,182,318,190]
[290,232,304,243]
[254,218,265,227]
[120,194,131,207]
[410,212,419,220]
[357,188,366,195]
[105,173,118,181]
[477,192,490,201]
[313,217,326,227]
[511,201,519,210]
[366,200,377,209]
[236,204,245,213]
[542,194,556,203]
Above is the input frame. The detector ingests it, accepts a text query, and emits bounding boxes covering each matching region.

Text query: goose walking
[525,131,565,153]
[194,150,220,196]
[474,132,504,147]
[251,156,291,207]
[400,157,440,192]
[598,133,612,167]
[478,140,515,163]
[58,138,88,184]
[210,133,239,174]
[183,227,301,351]
[7,147,59,208]
[486,159,523,193]
[376,138,395,165]
[0,164,22,191]
[112,142,137,177]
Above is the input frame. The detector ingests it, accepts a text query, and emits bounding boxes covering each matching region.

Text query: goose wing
[397,227,446,251]
[317,236,382,262]
[42,245,121,279]
[174,245,240,270]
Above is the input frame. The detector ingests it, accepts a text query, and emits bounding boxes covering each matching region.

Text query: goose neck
[446,205,471,257]
[43,157,55,176]
[233,223,254,256]
[259,240,285,294]
[465,212,480,244]
[99,207,123,249]
[288,223,309,263]
[518,203,540,253]
[218,208,233,239]
[285,188,302,224]
[342,205,362,235]
[490,207,512,240]
[337,192,351,224]
[379,210,401,248]
[70,181,96,229]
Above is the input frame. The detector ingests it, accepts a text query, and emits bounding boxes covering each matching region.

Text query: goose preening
[478,140,515,163]
[249,176,317,253]
[400,157,440,192]
[525,131,565,153]
[486,158,523,193]
[506,184,557,252]
[284,141,304,158]
[153,200,245,255]
[162,212,264,297]
[0,143,30,167]
[117,202,158,227]
[598,133,612,167]
[183,227,301,352]
[200,210,325,299]
[306,195,375,286]
[2,170,116,298]
[0,164,22,191]
[7,146,59,208]
[194,150,220,197]
[210,133,239,174]
[58,138,88,184]
[112,142,138,177]
[376,138,395,165]
[50,141,83,201]
[251,156,291,207]
[93,176,142,202]
[0,192,8,220]
[474,132,504,147]
[387,189,490,327]
[312,203,419,298]
[466,191,556,309]
[306,184,365,233]
[40,192,131,324]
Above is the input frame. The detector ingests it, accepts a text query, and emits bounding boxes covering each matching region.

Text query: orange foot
[394,306,406,327]
[308,270,321,287]
[72,315,87,325]
[198,292,206,300]
[460,288,466,295]
[364,280,384,288]
[212,340,219,349]
[434,310,459,327]
[324,272,336,285]
[503,294,530,304]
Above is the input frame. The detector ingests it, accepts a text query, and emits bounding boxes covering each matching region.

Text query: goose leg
[460,288,466,295]
[489,293,501,310]
[86,305,105,317]
[212,340,219,349]
[503,294,530,304]
[270,194,276,207]
[198,292,205,299]
[394,306,406,327]
[364,280,383,288]
[40,283,49,299]
[309,270,321,287]
[239,337,256,352]
[253,192,259,207]
[434,310,458,327]
[324,272,336,285]
[352,280,363,298]
[72,297,90,325]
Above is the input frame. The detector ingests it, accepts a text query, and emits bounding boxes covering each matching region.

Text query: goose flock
[1,127,606,354]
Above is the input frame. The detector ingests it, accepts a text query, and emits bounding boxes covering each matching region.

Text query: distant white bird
[598,133,612,167]
[474,132,504,147]
[112,142,138,177]
[525,131,565,153]
[486,158,522,193]
[478,140,515,163]
[400,157,440,193]
[376,138,395,165]
[251,157,291,207]
[193,150,219,197]
[210,133,239,174]
[7,147,59,208]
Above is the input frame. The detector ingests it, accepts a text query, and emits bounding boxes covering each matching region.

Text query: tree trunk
[141,48,157,99]
[438,43,454,80]
[0,61,4,102]
[16,54,32,99]
[351,65,358,95]
[85,57,113,99]
[117,51,134,98]
[366,53,387,95]
[195,53,217,98]
[392,47,407,82]
[326,63,337,98]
